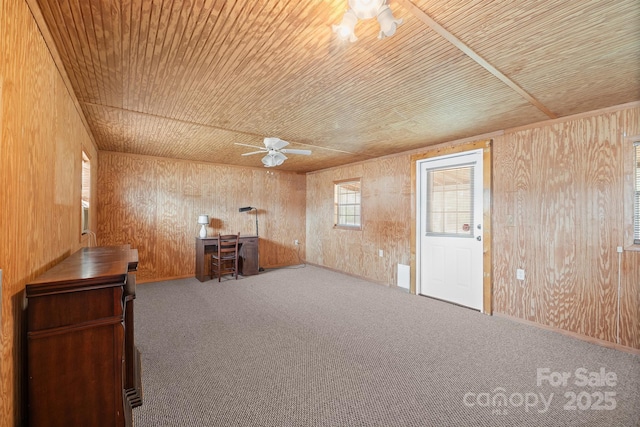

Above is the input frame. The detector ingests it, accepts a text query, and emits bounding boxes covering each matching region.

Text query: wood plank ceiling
[30,0,640,172]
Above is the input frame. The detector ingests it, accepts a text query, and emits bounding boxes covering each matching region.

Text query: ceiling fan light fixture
[376,5,402,39]
[263,137,287,149]
[335,0,400,42]
[332,9,358,42]
[349,0,384,20]
[262,152,286,168]
[236,137,311,167]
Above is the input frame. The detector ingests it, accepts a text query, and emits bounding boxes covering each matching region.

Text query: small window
[634,142,640,244]
[426,165,474,236]
[334,179,361,229]
[81,151,91,234]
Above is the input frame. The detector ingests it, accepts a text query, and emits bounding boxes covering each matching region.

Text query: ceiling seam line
[397,0,557,119]
[81,101,366,156]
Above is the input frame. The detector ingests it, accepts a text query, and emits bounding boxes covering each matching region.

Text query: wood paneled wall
[306,156,412,285]
[306,104,640,351]
[97,152,307,283]
[0,0,98,424]
[492,106,640,349]
[1,2,638,422]
[621,250,640,349]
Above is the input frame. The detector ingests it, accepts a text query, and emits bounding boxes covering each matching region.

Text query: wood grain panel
[1,0,97,424]
[411,0,640,116]
[31,0,640,173]
[493,106,639,348]
[307,104,639,351]
[97,151,306,282]
[97,153,158,282]
[619,109,640,349]
[155,159,191,280]
[306,157,411,286]
[620,251,640,349]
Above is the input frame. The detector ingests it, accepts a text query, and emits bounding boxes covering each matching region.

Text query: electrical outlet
[294,240,299,245]
[379,249,384,257]
[516,268,525,281]
[617,246,623,253]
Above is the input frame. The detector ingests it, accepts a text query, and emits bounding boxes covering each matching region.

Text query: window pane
[81,151,91,234]
[334,180,361,228]
[426,166,474,236]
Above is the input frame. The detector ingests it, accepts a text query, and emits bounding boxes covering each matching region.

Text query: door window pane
[426,166,474,236]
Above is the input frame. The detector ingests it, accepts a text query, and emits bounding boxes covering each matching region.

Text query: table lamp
[197,215,209,238]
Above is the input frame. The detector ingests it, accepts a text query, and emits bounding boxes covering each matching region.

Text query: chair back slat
[211,233,240,281]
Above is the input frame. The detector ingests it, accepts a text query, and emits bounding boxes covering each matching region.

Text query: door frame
[410,139,493,314]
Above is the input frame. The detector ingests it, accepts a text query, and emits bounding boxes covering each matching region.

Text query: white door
[417,150,484,311]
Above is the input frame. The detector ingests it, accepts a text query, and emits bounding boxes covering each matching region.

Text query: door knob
[476,236,482,241]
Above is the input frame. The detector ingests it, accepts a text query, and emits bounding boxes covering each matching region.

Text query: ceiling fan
[235,137,312,167]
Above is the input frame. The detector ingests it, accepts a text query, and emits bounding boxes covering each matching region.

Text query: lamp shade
[262,152,286,167]
[332,9,358,42]
[334,0,401,42]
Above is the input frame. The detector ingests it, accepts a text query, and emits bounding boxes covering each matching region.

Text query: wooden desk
[195,236,259,281]
[26,245,141,427]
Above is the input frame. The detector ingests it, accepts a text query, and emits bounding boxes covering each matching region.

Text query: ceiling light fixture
[261,151,286,167]
[333,0,402,42]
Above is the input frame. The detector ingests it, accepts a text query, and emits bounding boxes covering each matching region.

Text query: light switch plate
[516,268,525,281]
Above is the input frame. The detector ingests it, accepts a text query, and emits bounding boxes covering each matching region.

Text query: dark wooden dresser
[26,245,142,427]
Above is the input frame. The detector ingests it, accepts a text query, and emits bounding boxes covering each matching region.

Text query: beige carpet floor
[132,265,640,426]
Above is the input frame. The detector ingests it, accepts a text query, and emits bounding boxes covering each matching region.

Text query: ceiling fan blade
[234,142,264,149]
[280,149,311,155]
[241,151,265,156]
[264,137,289,150]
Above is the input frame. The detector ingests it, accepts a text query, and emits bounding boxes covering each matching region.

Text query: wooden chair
[210,233,240,281]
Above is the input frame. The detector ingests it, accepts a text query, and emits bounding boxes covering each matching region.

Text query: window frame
[425,164,475,238]
[81,150,91,235]
[333,178,362,230]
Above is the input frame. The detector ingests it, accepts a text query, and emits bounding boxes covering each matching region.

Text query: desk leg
[195,239,207,282]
